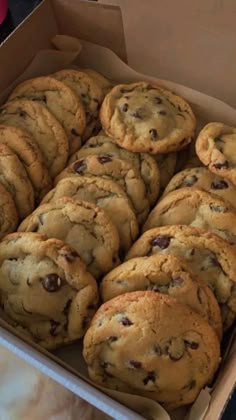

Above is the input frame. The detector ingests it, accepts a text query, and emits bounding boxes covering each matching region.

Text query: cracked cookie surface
[126,225,236,330]
[0,232,98,349]
[0,143,34,219]
[69,134,160,205]
[144,187,236,246]
[55,154,149,224]
[41,176,139,253]
[83,291,220,409]
[18,197,120,280]
[9,76,86,154]
[100,254,222,338]
[0,183,18,239]
[100,82,196,154]
[0,125,51,201]
[53,69,103,141]
[196,122,236,185]
[162,167,236,209]
[0,99,69,177]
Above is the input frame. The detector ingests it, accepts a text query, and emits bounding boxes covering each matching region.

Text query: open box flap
[98,0,236,108]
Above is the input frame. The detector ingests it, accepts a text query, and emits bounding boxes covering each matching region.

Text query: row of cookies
[0,69,113,234]
[81,84,236,408]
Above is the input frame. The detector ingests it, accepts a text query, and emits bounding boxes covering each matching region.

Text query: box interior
[0,0,235,419]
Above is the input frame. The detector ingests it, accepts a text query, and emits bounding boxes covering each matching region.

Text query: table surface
[0,1,235,419]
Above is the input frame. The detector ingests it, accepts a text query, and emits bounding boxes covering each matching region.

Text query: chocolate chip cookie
[100,254,222,338]
[55,154,149,224]
[126,225,236,330]
[143,187,236,245]
[100,82,196,154]
[196,122,236,185]
[162,167,236,209]
[0,125,52,202]
[18,197,120,280]
[9,76,86,154]
[0,143,34,219]
[0,99,69,177]
[0,183,18,239]
[83,291,220,409]
[69,134,160,205]
[41,176,139,254]
[0,232,98,349]
[53,69,103,140]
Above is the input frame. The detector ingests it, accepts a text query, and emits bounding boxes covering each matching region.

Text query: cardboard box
[0,1,235,419]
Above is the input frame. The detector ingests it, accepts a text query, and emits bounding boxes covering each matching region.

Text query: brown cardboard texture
[0,1,235,419]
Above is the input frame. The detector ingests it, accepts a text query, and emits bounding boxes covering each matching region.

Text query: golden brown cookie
[41,176,139,254]
[100,254,222,338]
[83,291,220,410]
[0,232,98,349]
[0,125,51,202]
[100,82,196,154]
[69,134,160,206]
[0,99,69,177]
[143,187,236,246]
[126,225,236,330]
[55,154,149,224]
[196,122,236,185]
[9,76,86,154]
[18,197,120,280]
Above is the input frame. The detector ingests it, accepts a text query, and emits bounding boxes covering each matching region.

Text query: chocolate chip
[213,161,229,170]
[122,103,129,112]
[73,160,86,174]
[71,128,80,136]
[50,320,60,336]
[120,316,133,326]
[190,249,195,256]
[211,180,229,190]
[151,235,171,249]
[149,128,158,140]
[131,108,144,119]
[98,154,113,164]
[143,371,156,385]
[64,250,79,262]
[155,97,162,104]
[184,340,199,350]
[209,204,227,213]
[8,257,18,261]
[159,110,167,115]
[129,360,142,369]
[19,111,27,118]
[100,361,114,377]
[183,175,198,187]
[41,273,62,292]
